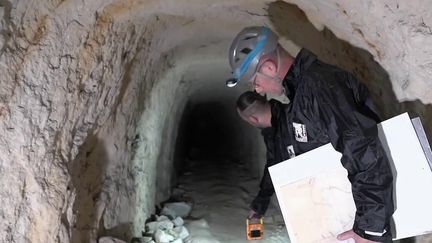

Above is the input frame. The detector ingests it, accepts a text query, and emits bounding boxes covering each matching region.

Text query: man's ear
[260,60,277,74]
[247,115,259,125]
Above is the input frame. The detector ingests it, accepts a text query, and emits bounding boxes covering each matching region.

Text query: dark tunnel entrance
[171,98,266,181]
[183,102,238,160]
[171,100,252,185]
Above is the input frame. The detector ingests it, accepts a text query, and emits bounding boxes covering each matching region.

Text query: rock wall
[0,0,431,243]
[0,1,167,242]
[279,0,432,137]
[0,1,267,242]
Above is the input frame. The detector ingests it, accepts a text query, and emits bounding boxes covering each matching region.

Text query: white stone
[162,202,192,218]
[167,225,190,239]
[177,226,190,240]
[145,220,174,232]
[160,206,176,219]
[145,221,159,233]
[167,229,178,239]
[154,229,174,243]
[158,220,174,231]
[172,217,184,227]
[156,215,170,222]
[171,239,183,243]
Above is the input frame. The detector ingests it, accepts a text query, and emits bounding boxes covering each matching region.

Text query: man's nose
[254,87,265,95]
[253,83,262,93]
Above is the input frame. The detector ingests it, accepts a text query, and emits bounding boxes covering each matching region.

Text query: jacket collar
[283,48,317,100]
[270,99,283,129]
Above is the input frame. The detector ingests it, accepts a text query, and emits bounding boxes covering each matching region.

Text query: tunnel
[0,0,432,243]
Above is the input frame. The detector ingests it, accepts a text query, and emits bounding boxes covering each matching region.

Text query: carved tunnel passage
[0,1,431,243]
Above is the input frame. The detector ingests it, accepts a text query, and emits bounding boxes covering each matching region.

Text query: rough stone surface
[0,0,431,243]
[0,1,264,242]
[278,0,432,140]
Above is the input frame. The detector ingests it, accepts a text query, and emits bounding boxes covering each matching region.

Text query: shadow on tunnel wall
[267,2,431,242]
[68,134,128,243]
[172,101,192,180]
[267,1,432,140]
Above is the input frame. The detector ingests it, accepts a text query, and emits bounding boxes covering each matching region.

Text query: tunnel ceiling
[1,1,432,243]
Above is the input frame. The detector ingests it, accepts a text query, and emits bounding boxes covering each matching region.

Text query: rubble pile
[133,202,193,243]
[98,201,193,243]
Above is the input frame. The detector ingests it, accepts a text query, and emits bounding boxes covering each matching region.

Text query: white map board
[269,113,432,243]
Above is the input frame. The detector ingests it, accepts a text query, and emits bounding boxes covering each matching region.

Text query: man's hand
[247,209,261,219]
[337,230,379,243]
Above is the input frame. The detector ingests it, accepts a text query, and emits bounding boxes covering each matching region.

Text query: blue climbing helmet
[226,26,279,87]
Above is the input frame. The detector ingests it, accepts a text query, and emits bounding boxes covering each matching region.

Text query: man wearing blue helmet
[228,26,393,243]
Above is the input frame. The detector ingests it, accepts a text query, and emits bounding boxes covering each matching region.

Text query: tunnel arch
[0,1,432,243]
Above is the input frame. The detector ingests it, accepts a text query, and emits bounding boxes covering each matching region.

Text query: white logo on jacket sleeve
[287,145,296,159]
[365,229,387,237]
[293,122,308,142]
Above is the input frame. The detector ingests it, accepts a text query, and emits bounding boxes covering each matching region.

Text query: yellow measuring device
[246,217,264,240]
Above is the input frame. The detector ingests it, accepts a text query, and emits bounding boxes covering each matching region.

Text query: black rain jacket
[251,48,394,242]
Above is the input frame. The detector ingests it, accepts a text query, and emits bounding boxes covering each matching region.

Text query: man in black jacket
[228,27,394,243]
[236,92,292,219]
